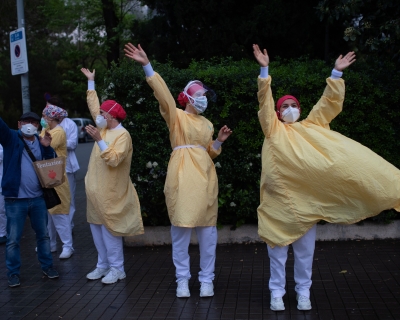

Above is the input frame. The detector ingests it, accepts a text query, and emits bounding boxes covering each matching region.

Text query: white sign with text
[10,28,29,75]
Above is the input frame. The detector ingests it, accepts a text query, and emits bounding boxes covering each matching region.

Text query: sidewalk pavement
[1,146,399,319]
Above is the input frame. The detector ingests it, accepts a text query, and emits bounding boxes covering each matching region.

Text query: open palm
[124,43,150,66]
[335,52,356,71]
[253,44,269,67]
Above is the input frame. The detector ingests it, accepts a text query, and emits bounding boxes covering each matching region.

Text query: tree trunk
[101,0,120,68]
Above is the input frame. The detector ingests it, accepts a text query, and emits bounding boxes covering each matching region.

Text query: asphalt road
[74,141,94,182]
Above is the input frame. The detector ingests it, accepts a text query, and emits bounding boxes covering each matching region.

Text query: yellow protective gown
[40,126,71,214]
[85,90,144,237]
[146,73,222,227]
[257,75,400,248]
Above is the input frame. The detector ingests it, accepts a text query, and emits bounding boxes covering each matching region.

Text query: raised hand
[81,68,95,81]
[85,125,102,141]
[124,43,150,66]
[39,130,52,147]
[217,125,233,142]
[334,52,356,71]
[253,44,269,67]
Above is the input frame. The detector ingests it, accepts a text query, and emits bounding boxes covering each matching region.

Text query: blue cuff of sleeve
[97,140,108,152]
[143,63,155,77]
[212,139,223,150]
[331,69,343,80]
[260,66,269,79]
[88,80,95,90]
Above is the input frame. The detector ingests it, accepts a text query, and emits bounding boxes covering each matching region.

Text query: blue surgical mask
[40,118,49,128]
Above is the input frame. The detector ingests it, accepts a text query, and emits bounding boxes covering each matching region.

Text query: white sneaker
[86,268,110,280]
[59,248,74,259]
[176,279,190,298]
[270,296,285,311]
[200,282,214,297]
[101,267,126,284]
[297,295,312,310]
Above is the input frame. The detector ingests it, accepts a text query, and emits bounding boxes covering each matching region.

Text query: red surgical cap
[100,100,127,121]
[276,95,301,118]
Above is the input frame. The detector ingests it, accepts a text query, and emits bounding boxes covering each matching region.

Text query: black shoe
[8,274,20,287]
[43,267,59,279]
[0,236,6,244]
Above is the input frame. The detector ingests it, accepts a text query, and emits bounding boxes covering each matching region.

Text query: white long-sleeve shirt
[59,118,80,173]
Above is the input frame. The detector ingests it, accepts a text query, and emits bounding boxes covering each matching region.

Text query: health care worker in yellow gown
[80,68,144,285]
[124,43,232,298]
[253,44,400,312]
[40,105,73,259]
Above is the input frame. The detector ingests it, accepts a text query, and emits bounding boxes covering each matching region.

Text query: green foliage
[315,0,400,62]
[103,56,399,226]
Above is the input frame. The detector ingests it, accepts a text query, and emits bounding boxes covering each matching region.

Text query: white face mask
[95,115,107,128]
[21,123,38,137]
[281,106,300,123]
[192,96,208,114]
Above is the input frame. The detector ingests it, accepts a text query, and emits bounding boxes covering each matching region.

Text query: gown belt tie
[173,145,206,151]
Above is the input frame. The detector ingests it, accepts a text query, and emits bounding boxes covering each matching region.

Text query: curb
[124,220,400,246]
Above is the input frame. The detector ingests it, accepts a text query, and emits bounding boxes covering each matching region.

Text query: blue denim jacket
[0,118,56,197]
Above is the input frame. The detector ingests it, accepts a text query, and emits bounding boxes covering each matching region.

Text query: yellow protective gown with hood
[257,75,400,248]
[146,72,222,227]
[85,90,144,237]
[40,126,71,214]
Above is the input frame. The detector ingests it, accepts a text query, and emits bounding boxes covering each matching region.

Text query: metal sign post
[13,0,30,113]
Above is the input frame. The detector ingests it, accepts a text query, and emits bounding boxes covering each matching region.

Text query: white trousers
[171,225,217,283]
[0,192,6,237]
[90,224,124,272]
[66,172,76,229]
[267,224,317,298]
[48,213,73,250]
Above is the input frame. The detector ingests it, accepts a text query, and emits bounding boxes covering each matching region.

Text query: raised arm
[253,44,280,138]
[305,52,356,128]
[124,43,177,129]
[80,68,100,122]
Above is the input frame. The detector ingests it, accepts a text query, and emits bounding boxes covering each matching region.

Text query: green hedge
[100,57,400,226]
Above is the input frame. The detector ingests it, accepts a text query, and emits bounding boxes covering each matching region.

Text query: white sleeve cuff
[97,140,108,152]
[331,69,343,80]
[212,139,223,150]
[143,63,155,77]
[88,80,95,90]
[260,66,269,79]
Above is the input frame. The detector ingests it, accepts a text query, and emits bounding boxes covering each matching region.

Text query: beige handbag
[32,156,66,188]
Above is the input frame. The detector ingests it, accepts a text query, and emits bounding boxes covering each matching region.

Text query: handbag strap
[18,134,38,162]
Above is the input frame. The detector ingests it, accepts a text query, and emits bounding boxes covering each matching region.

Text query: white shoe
[297,295,312,310]
[59,248,74,259]
[86,268,110,280]
[270,296,285,311]
[200,282,214,297]
[101,267,126,284]
[176,279,190,298]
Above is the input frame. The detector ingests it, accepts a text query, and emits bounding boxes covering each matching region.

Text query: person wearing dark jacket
[0,112,60,287]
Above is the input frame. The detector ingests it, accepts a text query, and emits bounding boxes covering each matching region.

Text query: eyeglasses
[21,120,39,125]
